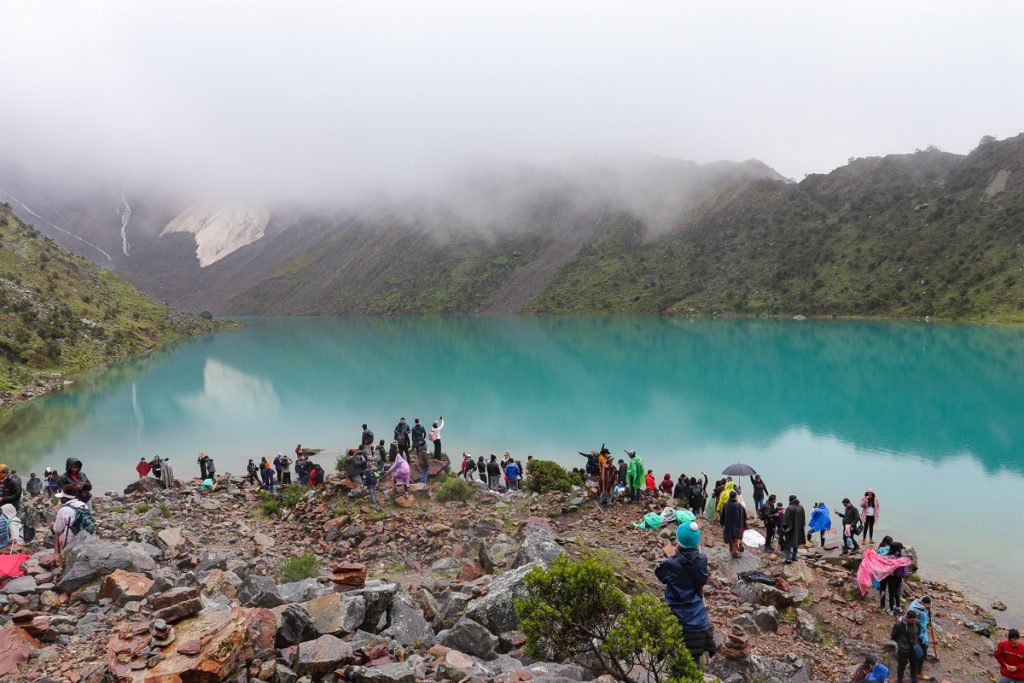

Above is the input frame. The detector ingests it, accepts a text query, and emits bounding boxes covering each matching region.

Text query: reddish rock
[394,495,414,508]
[176,639,202,655]
[99,570,155,606]
[457,562,483,582]
[0,624,41,678]
[330,562,367,589]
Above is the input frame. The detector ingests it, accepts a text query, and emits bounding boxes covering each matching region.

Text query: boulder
[381,591,434,647]
[440,649,489,679]
[293,634,354,677]
[523,661,587,681]
[350,580,399,632]
[239,574,285,608]
[123,477,164,495]
[753,606,780,632]
[57,537,155,592]
[150,586,203,623]
[464,563,537,635]
[347,661,418,683]
[107,606,274,682]
[305,593,366,637]
[512,528,565,569]
[782,559,815,585]
[734,580,808,610]
[99,569,154,605]
[435,591,471,630]
[203,568,241,599]
[156,527,186,551]
[438,617,498,660]
[0,624,40,678]
[1,575,38,595]
[331,562,367,589]
[795,608,821,642]
[278,578,330,604]
[276,605,319,647]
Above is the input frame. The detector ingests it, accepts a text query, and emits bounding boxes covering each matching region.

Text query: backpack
[64,504,96,535]
[851,516,863,536]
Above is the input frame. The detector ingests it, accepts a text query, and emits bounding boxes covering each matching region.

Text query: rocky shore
[0,465,1013,682]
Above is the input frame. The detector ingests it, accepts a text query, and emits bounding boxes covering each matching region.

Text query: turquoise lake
[2,316,1022,626]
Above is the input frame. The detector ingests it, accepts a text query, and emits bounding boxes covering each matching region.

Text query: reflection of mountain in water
[177,358,280,418]
[211,317,1024,475]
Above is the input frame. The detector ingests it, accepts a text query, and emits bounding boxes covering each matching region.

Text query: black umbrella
[722,463,757,476]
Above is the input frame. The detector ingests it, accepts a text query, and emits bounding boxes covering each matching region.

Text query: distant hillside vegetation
[0,203,222,402]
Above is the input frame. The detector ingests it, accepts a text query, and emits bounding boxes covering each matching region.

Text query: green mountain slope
[0,203,222,401]
[529,135,1024,320]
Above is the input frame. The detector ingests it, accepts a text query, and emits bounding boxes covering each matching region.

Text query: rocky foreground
[0,465,1013,683]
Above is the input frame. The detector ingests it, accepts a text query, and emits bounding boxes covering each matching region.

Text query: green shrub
[279,484,305,508]
[436,477,476,503]
[516,555,701,682]
[277,552,321,582]
[133,503,151,514]
[525,459,579,494]
[157,503,172,518]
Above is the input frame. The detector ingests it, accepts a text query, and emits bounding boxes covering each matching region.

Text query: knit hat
[676,520,701,549]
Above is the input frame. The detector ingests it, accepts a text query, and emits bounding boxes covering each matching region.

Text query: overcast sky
[2,1,1023,199]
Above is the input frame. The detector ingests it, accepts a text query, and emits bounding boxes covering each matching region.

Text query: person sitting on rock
[655,519,716,669]
[385,452,411,497]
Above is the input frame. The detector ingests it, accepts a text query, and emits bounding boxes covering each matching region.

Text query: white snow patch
[162,207,270,267]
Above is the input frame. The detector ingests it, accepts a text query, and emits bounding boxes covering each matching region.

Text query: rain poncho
[703,494,717,520]
[633,512,663,530]
[716,481,735,513]
[658,507,677,525]
[625,455,645,490]
[676,509,696,525]
[807,504,831,533]
[856,547,912,596]
[387,454,411,485]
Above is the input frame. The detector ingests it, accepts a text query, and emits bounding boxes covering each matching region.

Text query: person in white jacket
[53,486,87,554]
[1,504,23,547]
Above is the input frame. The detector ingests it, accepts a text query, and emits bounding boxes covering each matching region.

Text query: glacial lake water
[2,315,1022,625]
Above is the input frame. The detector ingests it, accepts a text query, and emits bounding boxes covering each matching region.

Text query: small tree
[516,555,702,682]
[525,459,579,494]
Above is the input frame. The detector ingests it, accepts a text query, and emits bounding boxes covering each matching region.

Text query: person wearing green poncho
[624,450,644,502]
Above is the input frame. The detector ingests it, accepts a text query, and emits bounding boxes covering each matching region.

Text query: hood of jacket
[1,503,15,519]
[65,457,83,474]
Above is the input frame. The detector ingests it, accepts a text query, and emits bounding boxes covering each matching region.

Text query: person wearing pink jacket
[386,453,411,497]
[860,489,880,544]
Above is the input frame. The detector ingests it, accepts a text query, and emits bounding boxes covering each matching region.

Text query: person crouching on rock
[385,452,411,497]
[655,519,717,669]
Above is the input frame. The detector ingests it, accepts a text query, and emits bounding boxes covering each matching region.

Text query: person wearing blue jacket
[504,460,521,490]
[807,502,832,547]
[655,520,716,669]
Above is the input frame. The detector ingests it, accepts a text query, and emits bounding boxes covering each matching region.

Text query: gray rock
[2,576,38,594]
[754,606,780,632]
[464,563,537,635]
[430,557,463,572]
[274,664,298,683]
[293,634,354,677]
[795,608,821,642]
[278,578,330,604]
[276,605,320,648]
[238,575,285,608]
[349,580,399,632]
[301,593,365,637]
[435,591,470,630]
[382,592,434,648]
[438,617,498,660]
[524,661,586,681]
[512,528,566,569]
[57,536,155,592]
[347,661,417,683]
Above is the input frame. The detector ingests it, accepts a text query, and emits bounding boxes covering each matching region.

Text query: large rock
[0,624,40,678]
[349,580,399,632]
[99,569,154,605]
[156,527,186,551]
[123,477,164,495]
[381,591,434,647]
[276,605,320,647]
[107,606,274,681]
[753,606,780,632]
[150,586,203,623]
[782,559,816,585]
[331,561,367,590]
[239,574,285,608]
[512,528,565,569]
[438,617,498,660]
[705,546,763,582]
[435,591,471,630]
[293,634,354,677]
[203,568,241,599]
[524,662,587,681]
[347,661,418,682]
[278,578,331,604]
[795,608,821,642]
[734,580,808,610]
[464,563,537,635]
[58,537,156,592]
[303,593,366,637]
[1,575,38,595]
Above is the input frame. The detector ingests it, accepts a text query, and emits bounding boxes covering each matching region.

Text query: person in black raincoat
[722,490,747,557]
[782,494,807,564]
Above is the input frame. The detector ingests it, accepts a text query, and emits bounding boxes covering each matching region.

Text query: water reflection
[177,358,280,419]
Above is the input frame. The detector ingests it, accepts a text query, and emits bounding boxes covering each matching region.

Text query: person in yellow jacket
[716,480,736,517]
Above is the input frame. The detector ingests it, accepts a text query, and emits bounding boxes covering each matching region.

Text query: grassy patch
[436,477,476,503]
[133,503,151,514]
[277,552,321,582]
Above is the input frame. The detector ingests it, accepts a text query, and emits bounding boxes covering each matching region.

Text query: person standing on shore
[655,520,717,670]
[759,494,779,552]
[375,440,388,469]
[782,495,806,564]
[361,424,375,453]
[197,453,209,481]
[907,596,935,679]
[625,450,644,502]
[995,628,1024,682]
[428,417,444,461]
[160,459,175,489]
[808,501,831,547]
[835,498,861,555]
[749,474,769,515]
[598,453,617,505]
[617,459,627,488]
[891,610,923,683]
[280,454,291,485]
[478,455,488,487]
[690,474,708,516]
[26,473,42,498]
[722,489,746,558]
[57,458,90,498]
[149,457,163,481]
[136,458,151,479]
[487,455,501,491]
[395,418,411,458]
[660,473,675,496]
[861,489,880,545]
[273,454,284,485]
[246,459,258,486]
